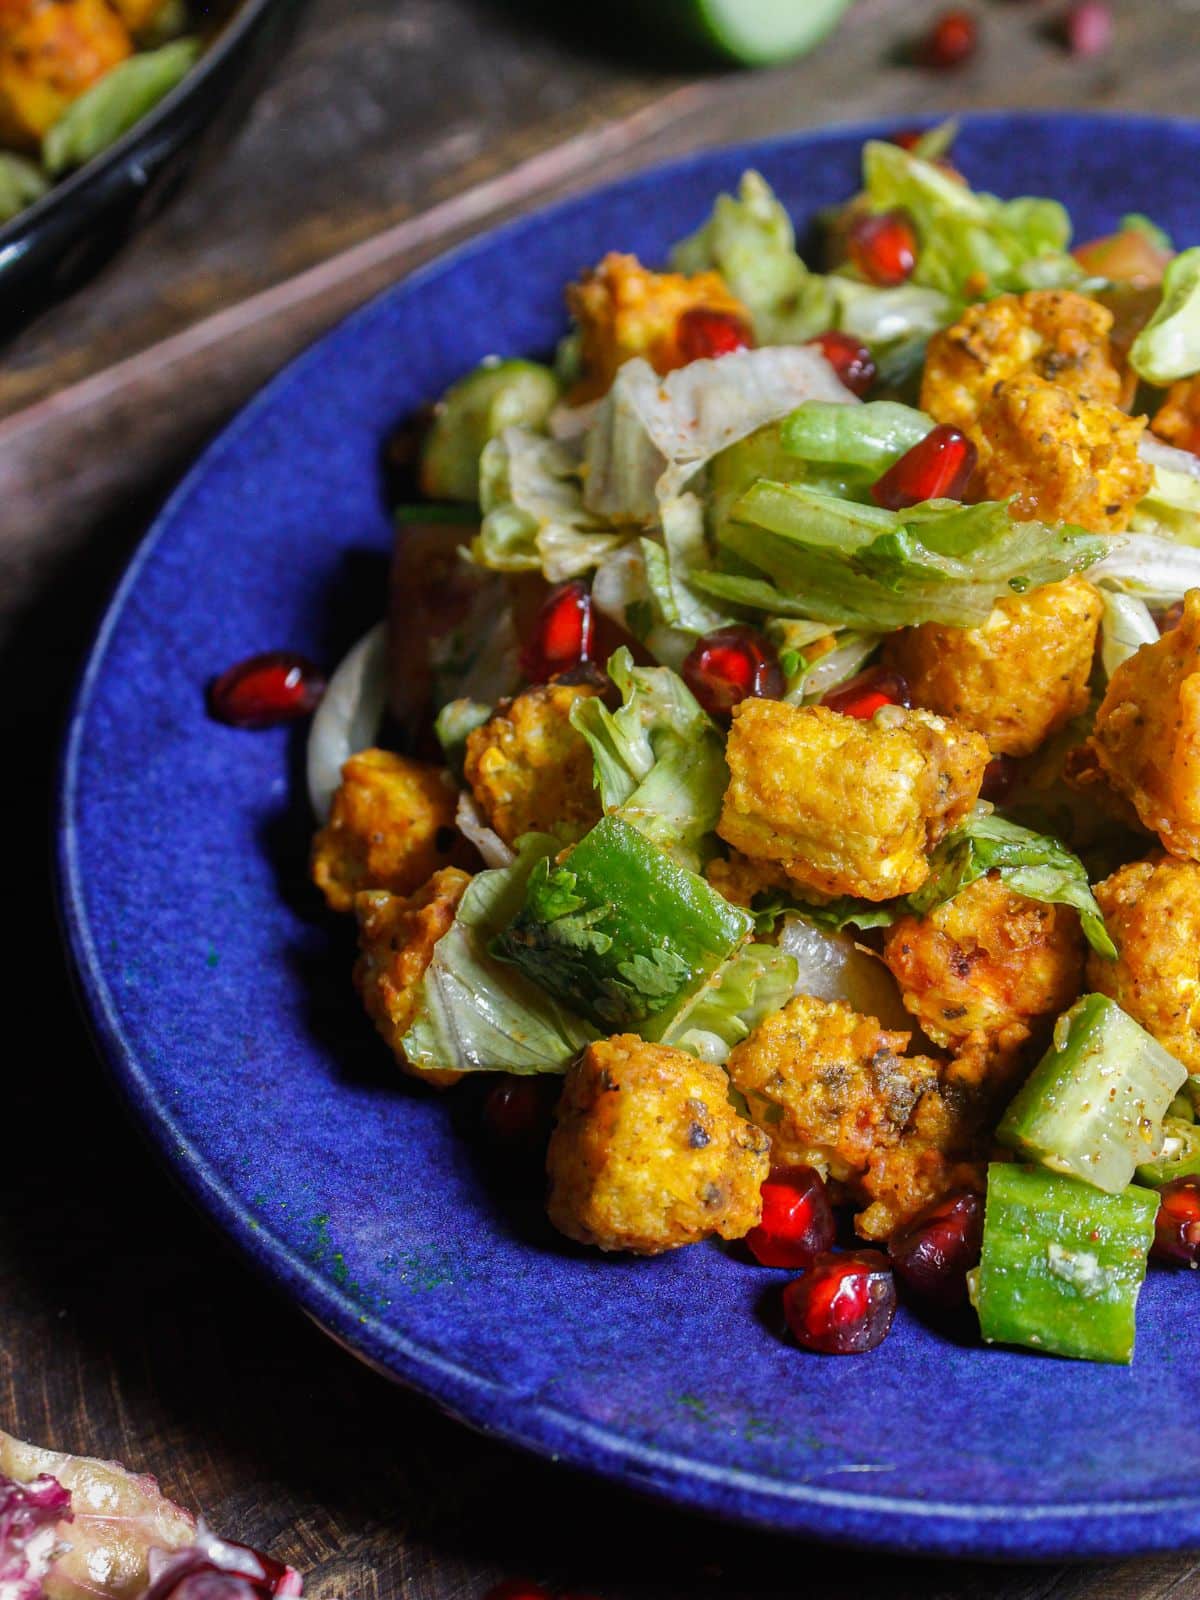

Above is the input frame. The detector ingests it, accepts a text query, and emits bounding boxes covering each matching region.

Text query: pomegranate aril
[782,1251,897,1355]
[872,424,977,510]
[980,755,1016,802]
[806,330,877,398]
[920,8,978,69]
[888,1189,984,1309]
[520,580,594,683]
[1063,1,1113,57]
[847,210,918,288]
[483,1075,558,1152]
[746,1168,836,1269]
[208,652,325,729]
[677,307,753,363]
[1151,1176,1200,1267]
[682,626,785,718]
[822,667,913,720]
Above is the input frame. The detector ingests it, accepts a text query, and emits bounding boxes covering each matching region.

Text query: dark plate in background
[0,0,305,336]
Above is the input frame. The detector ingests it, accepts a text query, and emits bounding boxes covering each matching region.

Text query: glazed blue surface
[59,114,1200,1559]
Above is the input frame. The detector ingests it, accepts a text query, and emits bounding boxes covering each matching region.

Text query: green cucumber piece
[419,358,560,503]
[1168,1091,1197,1125]
[1184,1074,1200,1118]
[651,0,853,65]
[973,1164,1159,1364]
[43,39,200,176]
[997,994,1187,1194]
[494,815,752,1034]
[1135,1118,1200,1187]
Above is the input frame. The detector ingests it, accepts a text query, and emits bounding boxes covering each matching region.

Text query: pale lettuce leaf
[1099,591,1158,679]
[660,942,799,1062]
[1130,247,1200,385]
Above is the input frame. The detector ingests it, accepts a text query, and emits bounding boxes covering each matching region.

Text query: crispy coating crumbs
[566,251,751,403]
[353,869,473,1090]
[881,872,1084,1060]
[1087,589,1200,858]
[717,700,988,902]
[546,1035,769,1255]
[311,748,474,913]
[463,681,603,847]
[0,0,131,146]
[882,577,1104,757]
[1088,854,1200,1075]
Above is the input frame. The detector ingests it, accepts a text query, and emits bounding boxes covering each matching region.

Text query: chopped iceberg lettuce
[660,941,799,1063]
[473,426,627,579]
[1130,247,1200,386]
[1099,591,1158,679]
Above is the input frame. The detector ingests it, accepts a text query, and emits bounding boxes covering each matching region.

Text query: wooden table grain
[5,2,1200,1595]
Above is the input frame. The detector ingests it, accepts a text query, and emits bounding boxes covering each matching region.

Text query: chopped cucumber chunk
[494,815,752,1034]
[997,994,1187,1193]
[1136,1118,1200,1187]
[1168,1091,1196,1125]
[653,0,853,65]
[974,1164,1159,1364]
[420,358,560,503]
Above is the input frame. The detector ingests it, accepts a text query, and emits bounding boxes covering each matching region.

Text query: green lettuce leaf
[860,138,1078,302]
[781,399,934,473]
[660,943,799,1062]
[1130,247,1200,385]
[570,646,728,869]
[401,835,599,1074]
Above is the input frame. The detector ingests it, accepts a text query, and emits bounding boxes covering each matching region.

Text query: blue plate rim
[56,109,1200,1559]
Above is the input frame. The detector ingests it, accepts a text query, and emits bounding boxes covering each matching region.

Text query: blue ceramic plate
[59,113,1200,1560]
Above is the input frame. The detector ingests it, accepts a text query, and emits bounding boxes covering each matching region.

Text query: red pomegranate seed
[848,210,918,288]
[980,755,1016,802]
[483,1075,557,1151]
[677,307,754,363]
[921,9,979,68]
[747,1169,836,1269]
[888,1189,984,1309]
[682,626,785,718]
[1064,1,1113,56]
[872,424,977,510]
[806,330,877,398]
[823,667,913,720]
[208,651,325,729]
[1152,1177,1200,1268]
[520,580,594,683]
[782,1251,897,1355]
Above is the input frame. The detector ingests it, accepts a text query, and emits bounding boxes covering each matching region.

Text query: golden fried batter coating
[881,872,1085,1059]
[882,577,1103,757]
[1153,376,1200,457]
[717,700,988,902]
[854,1078,985,1241]
[463,681,603,847]
[920,289,1123,432]
[354,869,473,1090]
[1088,854,1200,1075]
[311,748,474,913]
[566,251,750,403]
[1087,590,1200,858]
[546,1035,769,1255]
[705,850,793,908]
[969,375,1150,533]
[0,0,131,146]
[107,0,173,31]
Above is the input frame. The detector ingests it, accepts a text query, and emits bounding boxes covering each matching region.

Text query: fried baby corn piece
[354,868,473,1090]
[1087,853,1200,1075]
[546,1035,769,1255]
[311,747,474,913]
[717,700,988,902]
[1087,590,1200,858]
[1152,376,1200,456]
[566,251,750,402]
[881,872,1085,1060]
[853,1075,986,1242]
[881,576,1104,757]
[463,680,603,847]
[0,0,131,147]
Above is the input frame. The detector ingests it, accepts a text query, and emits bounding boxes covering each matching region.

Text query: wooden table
[5,1,1200,1595]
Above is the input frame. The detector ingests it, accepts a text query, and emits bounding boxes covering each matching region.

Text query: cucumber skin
[419,359,560,503]
[655,0,853,65]
[975,1164,1158,1365]
[997,993,1187,1194]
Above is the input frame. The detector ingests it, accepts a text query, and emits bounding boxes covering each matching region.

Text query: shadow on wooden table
[1,513,1189,1600]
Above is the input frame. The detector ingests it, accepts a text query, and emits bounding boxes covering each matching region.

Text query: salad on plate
[226,124,1200,1366]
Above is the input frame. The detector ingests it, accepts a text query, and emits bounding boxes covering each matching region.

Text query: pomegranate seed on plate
[806,330,877,398]
[888,1189,984,1309]
[746,1169,836,1269]
[682,626,784,718]
[822,667,913,720]
[207,652,325,729]
[483,1075,558,1152]
[847,210,918,288]
[872,424,978,510]
[520,580,594,683]
[676,307,753,363]
[782,1251,897,1355]
[1151,1177,1200,1267]
[980,755,1016,802]
[1064,1,1113,56]
[920,9,979,69]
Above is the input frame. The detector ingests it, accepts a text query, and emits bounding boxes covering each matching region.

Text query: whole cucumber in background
[44,38,201,177]
[646,0,855,65]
